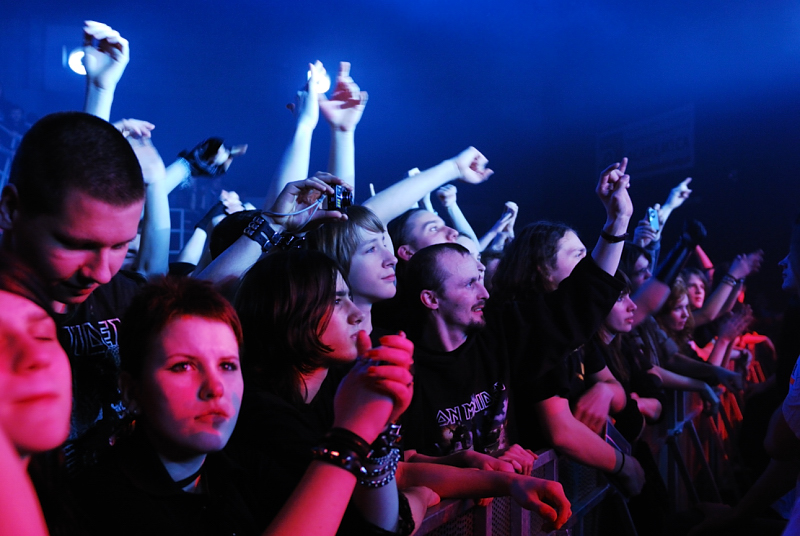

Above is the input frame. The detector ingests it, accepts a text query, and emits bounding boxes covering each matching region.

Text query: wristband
[720,273,738,287]
[242,213,277,253]
[610,452,626,476]
[600,230,629,243]
[310,428,371,478]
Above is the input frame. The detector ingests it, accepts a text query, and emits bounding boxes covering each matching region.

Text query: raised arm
[128,136,170,278]
[264,61,324,209]
[478,201,517,251]
[320,62,367,189]
[591,158,634,276]
[197,173,350,284]
[363,146,493,224]
[435,185,479,244]
[693,250,763,326]
[82,21,129,121]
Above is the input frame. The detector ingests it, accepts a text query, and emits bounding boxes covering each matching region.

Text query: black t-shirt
[56,271,144,442]
[69,431,265,536]
[399,257,624,456]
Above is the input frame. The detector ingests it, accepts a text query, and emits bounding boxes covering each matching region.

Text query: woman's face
[546,231,586,290]
[319,273,365,364]
[686,274,706,309]
[605,292,637,334]
[348,230,398,305]
[665,294,691,332]
[0,290,72,458]
[129,316,242,459]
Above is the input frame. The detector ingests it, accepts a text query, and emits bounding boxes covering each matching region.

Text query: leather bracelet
[600,230,629,243]
[242,213,277,253]
[311,444,366,478]
[368,423,403,459]
[325,428,371,459]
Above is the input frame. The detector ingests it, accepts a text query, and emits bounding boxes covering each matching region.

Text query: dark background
[2,0,798,314]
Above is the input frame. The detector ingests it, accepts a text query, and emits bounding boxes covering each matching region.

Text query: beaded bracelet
[360,448,401,488]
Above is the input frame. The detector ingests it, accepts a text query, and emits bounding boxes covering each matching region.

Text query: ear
[119,371,141,416]
[420,289,439,310]
[0,185,19,231]
[397,244,414,262]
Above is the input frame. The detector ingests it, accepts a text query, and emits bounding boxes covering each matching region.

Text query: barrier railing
[418,388,745,535]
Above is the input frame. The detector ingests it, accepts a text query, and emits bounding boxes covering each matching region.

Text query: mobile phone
[647,207,660,232]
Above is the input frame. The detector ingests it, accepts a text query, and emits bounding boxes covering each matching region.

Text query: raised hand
[82,21,129,90]
[319,62,368,132]
[435,184,458,207]
[501,201,518,236]
[632,216,658,247]
[451,147,494,184]
[113,118,154,139]
[267,172,351,232]
[729,249,764,279]
[664,177,693,210]
[596,157,633,223]
[128,137,166,185]
[287,60,324,130]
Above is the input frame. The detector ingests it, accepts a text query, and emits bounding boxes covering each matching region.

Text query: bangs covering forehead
[306,205,385,277]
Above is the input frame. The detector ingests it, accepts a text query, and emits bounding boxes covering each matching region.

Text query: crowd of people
[0,20,797,536]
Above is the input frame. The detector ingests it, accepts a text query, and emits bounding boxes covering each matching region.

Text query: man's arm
[591,157,633,276]
[82,21,129,121]
[197,174,350,284]
[435,185,479,244]
[574,367,627,433]
[320,61,367,190]
[363,147,493,225]
[693,251,762,326]
[535,396,645,496]
[264,61,323,209]
[396,462,572,531]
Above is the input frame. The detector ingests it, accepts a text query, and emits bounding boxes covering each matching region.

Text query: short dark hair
[234,249,342,404]
[399,243,470,326]
[492,221,574,300]
[306,205,385,278]
[119,276,242,380]
[387,208,426,255]
[9,112,144,216]
[0,251,54,317]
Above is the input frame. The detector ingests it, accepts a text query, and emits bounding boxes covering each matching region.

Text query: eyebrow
[422,219,443,231]
[53,231,134,250]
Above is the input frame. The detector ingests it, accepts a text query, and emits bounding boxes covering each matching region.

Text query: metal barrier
[418,388,746,536]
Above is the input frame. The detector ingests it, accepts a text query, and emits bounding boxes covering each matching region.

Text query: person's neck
[598,326,616,345]
[422,316,468,353]
[157,452,207,493]
[300,367,330,404]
